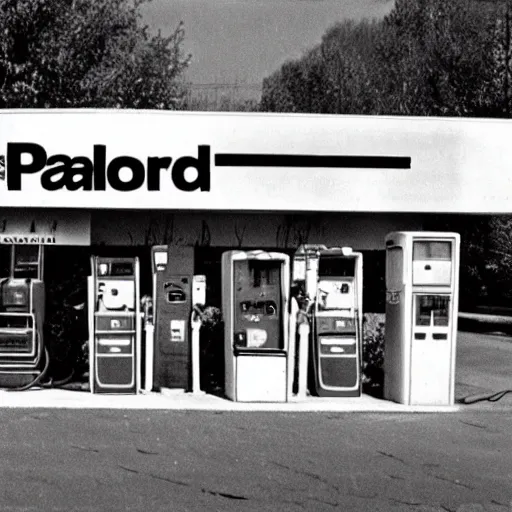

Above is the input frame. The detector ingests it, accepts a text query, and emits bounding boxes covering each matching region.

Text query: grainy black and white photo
[0,0,511,510]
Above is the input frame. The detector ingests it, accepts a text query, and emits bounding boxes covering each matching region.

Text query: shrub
[198,306,225,393]
[362,313,385,397]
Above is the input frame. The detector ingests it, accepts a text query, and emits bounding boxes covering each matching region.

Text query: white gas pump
[383,231,460,406]
[88,257,141,394]
[222,250,290,402]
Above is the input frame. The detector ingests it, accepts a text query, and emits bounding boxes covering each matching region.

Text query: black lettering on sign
[4,143,212,192]
[7,143,47,190]
[4,143,411,192]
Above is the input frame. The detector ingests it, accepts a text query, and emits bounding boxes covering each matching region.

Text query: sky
[140,0,394,91]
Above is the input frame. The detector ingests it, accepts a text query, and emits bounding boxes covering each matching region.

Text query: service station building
[0,110,508,405]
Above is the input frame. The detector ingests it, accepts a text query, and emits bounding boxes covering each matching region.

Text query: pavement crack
[305,496,339,508]
[280,499,306,509]
[347,492,378,500]
[491,499,510,508]
[269,463,343,506]
[71,444,100,453]
[440,505,456,512]
[431,474,473,490]
[118,466,190,487]
[389,498,423,506]
[377,450,408,465]
[388,474,406,480]
[269,460,342,493]
[201,489,248,500]
[118,464,139,474]
[148,473,190,487]
[459,420,488,430]
[136,447,160,455]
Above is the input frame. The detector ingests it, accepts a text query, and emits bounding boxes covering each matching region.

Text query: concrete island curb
[0,389,463,412]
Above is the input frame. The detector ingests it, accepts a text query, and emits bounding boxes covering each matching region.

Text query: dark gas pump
[293,245,363,397]
[0,245,47,389]
[151,246,206,392]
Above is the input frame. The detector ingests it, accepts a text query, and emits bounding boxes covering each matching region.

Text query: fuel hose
[5,345,51,392]
[460,389,512,404]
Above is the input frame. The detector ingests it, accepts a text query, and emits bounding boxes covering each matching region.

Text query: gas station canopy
[0,110,511,214]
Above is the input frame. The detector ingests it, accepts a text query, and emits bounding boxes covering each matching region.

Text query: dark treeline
[260,0,512,312]
[260,0,511,117]
[0,0,191,109]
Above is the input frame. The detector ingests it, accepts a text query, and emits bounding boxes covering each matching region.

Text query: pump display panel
[233,260,283,351]
[412,241,452,286]
[415,295,450,327]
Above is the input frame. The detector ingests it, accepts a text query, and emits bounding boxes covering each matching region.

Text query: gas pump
[307,247,363,397]
[383,232,460,406]
[89,256,141,394]
[151,246,206,391]
[222,250,290,402]
[0,245,46,388]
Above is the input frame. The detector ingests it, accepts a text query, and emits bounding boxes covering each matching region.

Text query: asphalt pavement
[0,408,511,512]
[455,330,512,408]
[0,328,510,511]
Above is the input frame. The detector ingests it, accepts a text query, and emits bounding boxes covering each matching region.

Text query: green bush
[362,313,385,397]
[198,306,225,393]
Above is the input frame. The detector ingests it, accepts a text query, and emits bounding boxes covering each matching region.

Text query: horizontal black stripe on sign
[214,153,411,169]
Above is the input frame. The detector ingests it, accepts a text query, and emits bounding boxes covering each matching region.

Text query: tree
[318,19,383,115]
[260,60,306,113]
[260,19,383,115]
[482,0,512,117]
[374,0,494,116]
[0,0,191,109]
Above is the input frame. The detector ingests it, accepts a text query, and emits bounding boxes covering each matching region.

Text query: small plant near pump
[362,313,385,397]
[197,305,225,394]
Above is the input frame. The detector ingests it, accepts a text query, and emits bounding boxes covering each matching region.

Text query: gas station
[0,109,509,410]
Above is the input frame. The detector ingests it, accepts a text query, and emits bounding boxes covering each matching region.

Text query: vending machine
[89,256,141,394]
[0,245,45,388]
[383,232,460,406]
[222,250,290,402]
[308,247,363,397]
[151,246,206,391]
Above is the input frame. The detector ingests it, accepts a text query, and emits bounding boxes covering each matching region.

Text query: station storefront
[0,110,509,406]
